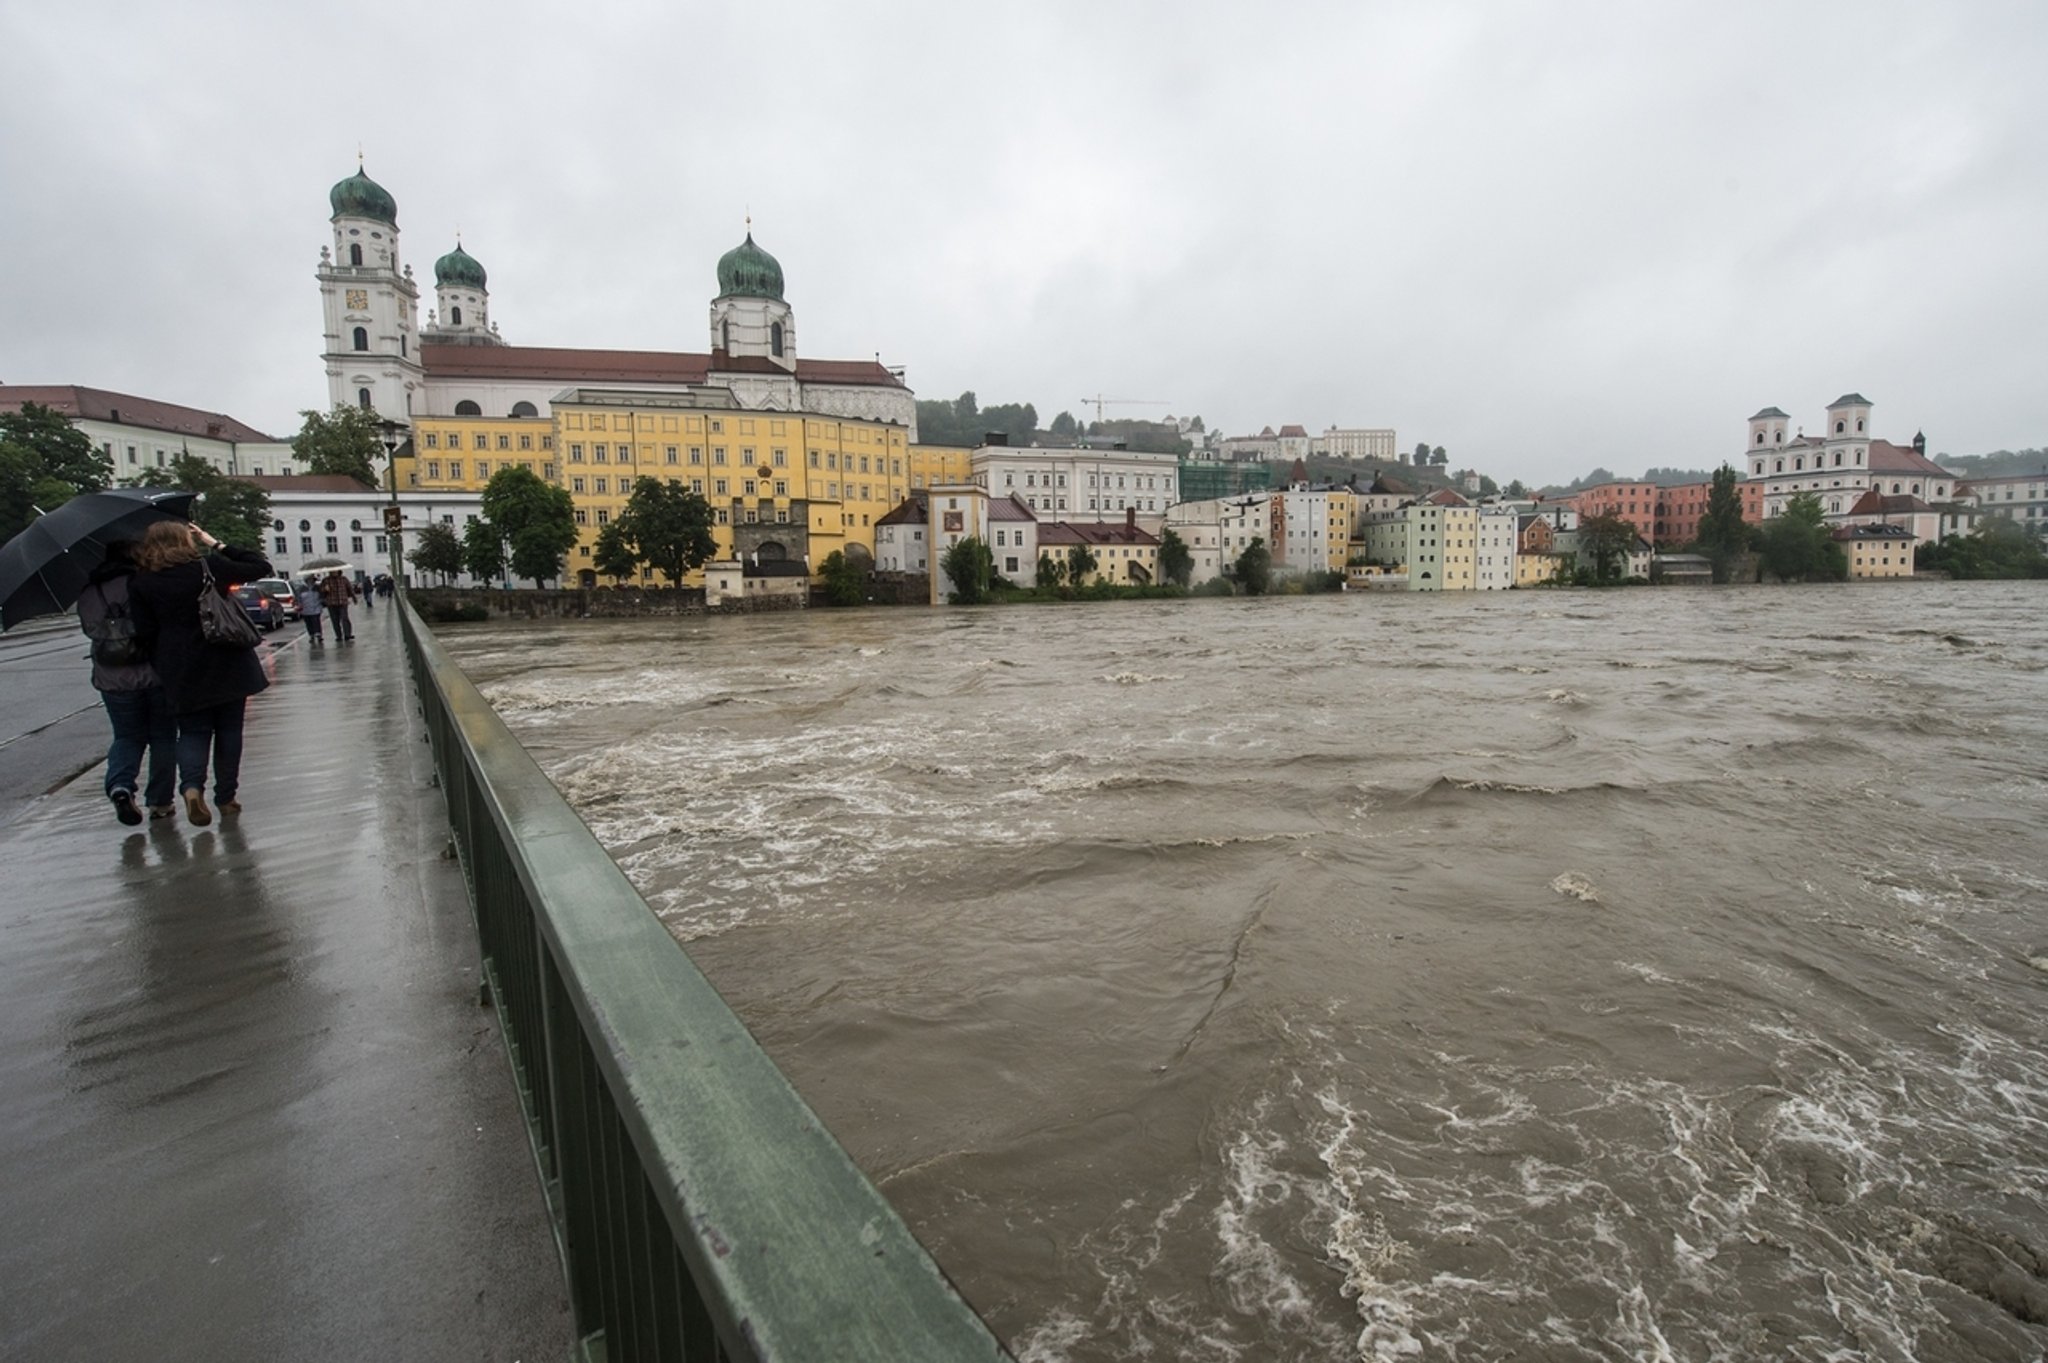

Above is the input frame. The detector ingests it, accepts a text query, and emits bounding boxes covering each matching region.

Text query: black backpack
[85,587,145,667]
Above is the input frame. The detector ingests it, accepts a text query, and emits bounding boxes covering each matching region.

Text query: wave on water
[1098,671,1184,685]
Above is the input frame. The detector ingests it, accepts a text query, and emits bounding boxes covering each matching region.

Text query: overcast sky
[3,1,2043,484]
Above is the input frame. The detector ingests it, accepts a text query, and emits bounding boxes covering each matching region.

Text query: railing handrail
[401,599,1008,1360]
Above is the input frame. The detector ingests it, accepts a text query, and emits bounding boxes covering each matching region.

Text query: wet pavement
[0,604,574,1360]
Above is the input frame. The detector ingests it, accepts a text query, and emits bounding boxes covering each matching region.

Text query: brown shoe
[183,789,212,826]
[219,800,242,815]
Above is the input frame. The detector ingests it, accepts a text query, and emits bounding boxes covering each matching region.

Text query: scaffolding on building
[1177,458,1273,502]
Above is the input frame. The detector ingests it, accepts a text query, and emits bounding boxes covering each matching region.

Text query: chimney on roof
[1125,506,1135,531]
[984,432,1008,447]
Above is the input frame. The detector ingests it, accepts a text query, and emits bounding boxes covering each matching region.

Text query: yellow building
[1325,489,1356,573]
[410,414,555,492]
[1038,519,1160,586]
[908,444,972,493]
[1833,524,1914,579]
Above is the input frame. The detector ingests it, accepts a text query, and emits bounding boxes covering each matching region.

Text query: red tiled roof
[1832,523,1913,540]
[0,384,279,443]
[987,494,1037,522]
[236,474,378,493]
[1277,424,1308,438]
[1846,488,1935,516]
[1867,439,1953,479]
[874,493,928,527]
[1037,521,1159,547]
[1424,487,1470,506]
[420,344,907,390]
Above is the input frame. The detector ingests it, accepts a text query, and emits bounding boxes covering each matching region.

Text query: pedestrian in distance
[128,521,273,827]
[358,572,374,613]
[76,539,177,824]
[298,575,326,644]
[321,569,358,642]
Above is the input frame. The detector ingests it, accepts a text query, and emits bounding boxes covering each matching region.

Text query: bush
[1192,576,1237,597]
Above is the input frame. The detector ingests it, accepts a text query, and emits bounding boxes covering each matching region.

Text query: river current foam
[451,583,2048,1361]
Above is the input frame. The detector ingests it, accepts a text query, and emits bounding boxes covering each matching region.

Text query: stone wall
[411,586,706,620]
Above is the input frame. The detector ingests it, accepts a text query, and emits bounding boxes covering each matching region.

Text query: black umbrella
[0,488,198,630]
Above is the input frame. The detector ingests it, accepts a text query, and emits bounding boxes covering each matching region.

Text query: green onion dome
[329,167,398,225]
[434,243,487,290]
[716,232,784,300]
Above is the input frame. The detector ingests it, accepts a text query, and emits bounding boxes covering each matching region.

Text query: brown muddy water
[444,582,2048,1362]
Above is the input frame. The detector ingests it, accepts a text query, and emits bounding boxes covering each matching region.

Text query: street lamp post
[377,418,407,591]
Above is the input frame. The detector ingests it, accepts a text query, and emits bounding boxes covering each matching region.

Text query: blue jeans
[103,687,176,807]
[177,699,248,804]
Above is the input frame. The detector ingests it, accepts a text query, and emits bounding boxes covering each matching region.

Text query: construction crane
[1082,395,1173,423]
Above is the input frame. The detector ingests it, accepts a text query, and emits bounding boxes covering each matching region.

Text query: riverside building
[317,164,961,585]
[1741,396,1957,540]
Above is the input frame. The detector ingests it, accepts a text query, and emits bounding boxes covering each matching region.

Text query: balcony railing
[399,599,1009,1362]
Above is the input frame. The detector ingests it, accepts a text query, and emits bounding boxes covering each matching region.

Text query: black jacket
[129,546,274,714]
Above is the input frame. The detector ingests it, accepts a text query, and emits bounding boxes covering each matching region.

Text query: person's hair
[135,520,201,573]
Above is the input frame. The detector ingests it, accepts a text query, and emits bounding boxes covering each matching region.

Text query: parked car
[253,577,300,620]
[233,585,285,632]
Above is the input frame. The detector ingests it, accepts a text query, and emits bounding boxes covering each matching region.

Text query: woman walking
[128,522,273,826]
[299,575,327,644]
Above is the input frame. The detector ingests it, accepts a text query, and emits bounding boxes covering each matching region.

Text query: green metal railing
[399,600,1010,1362]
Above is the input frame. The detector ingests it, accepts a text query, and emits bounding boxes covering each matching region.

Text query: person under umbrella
[0,487,196,630]
[76,539,177,824]
[128,521,273,826]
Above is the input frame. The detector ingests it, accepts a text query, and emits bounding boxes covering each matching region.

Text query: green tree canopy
[290,405,385,485]
[1049,411,1078,437]
[481,465,578,587]
[1758,491,1846,582]
[1157,527,1194,588]
[125,452,270,549]
[461,515,506,585]
[1234,536,1272,595]
[609,477,717,583]
[1576,512,1638,582]
[1694,464,1751,582]
[939,535,994,604]
[410,520,466,583]
[1066,542,1100,584]
[1036,552,1065,589]
[592,521,640,580]
[0,402,111,539]
[1505,479,1528,498]
[817,549,866,606]
[1918,517,2048,579]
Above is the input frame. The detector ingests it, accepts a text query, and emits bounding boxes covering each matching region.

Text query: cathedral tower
[317,161,423,422]
[709,229,796,373]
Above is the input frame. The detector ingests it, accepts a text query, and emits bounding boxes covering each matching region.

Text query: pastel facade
[1961,473,2048,537]
[1652,479,1764,546]
[970,443,1178,524]
[1831,524,1915,578]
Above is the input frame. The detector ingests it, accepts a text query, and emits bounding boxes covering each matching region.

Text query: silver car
[253,577,300,620]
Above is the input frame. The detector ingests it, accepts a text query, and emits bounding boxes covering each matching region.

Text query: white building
[968,439,1178,525]
[246,475,490,586]
[1311,427,1398,462]
[1474,506,1520,591]
[1742,396,1957,536]
[1960,472,2048,537]
[0,385,293,480]
[874,494,930,575]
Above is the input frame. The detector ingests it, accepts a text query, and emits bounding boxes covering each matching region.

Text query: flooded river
[445,582,2048,1361]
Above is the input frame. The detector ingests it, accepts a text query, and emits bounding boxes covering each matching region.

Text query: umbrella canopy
[0,488,197,630]
[301,558,358,574]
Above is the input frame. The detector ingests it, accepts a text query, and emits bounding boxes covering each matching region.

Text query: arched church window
[358,388,372,409]
[1755,432,1763,445]
[455,400,482,416]
[352,326,368,351]
[1835,421,1845,433]
[511,401,538,418]
[450,306,462,325]
[722,318,731,353]
[771,322,784,357]
[349,243,362,266]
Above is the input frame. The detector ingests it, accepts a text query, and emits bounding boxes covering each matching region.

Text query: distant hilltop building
[316,163,962,585]
[1741,394,1957,544]
[1218,423,1396,464]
